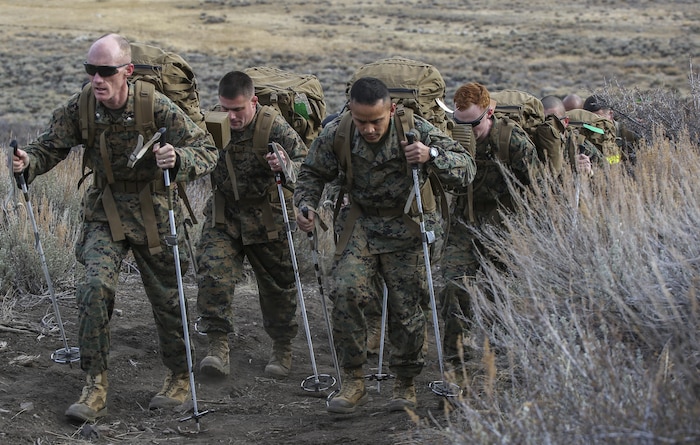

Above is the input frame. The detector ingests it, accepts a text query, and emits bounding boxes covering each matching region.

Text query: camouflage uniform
[294,115,474,378]
[440,117,540,364]
[196,106,307,346]
[21,84,218,376]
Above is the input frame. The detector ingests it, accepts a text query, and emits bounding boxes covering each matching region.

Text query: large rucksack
[346,57,450,134]
[490,89,564,173]
[243,66,327,147]
[130,42,206,130]
[566,108,619,164]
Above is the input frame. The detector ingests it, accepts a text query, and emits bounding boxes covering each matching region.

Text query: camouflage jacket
[294,114,475,254]
[205,105,308,245]
[452,116,540,224]
[22,83,218,246]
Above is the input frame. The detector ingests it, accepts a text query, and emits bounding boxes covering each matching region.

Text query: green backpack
[566,108,619,164]
[243,66,327,147]
[490,89,564,173]
[346,57,450,134]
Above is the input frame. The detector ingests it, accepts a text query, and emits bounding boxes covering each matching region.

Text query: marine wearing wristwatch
[428,147,439,162]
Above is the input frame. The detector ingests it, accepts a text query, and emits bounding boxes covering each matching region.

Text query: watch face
[430,147,438,159]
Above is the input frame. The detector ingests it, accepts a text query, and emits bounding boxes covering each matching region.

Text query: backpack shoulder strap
[134,80,156,134]
[333,111,355,188]
[393,104,414,143]
[79,82,96,147]
[493,117,515,163]
[253,105,279,149]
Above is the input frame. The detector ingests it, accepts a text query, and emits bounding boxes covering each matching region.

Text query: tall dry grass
[415,113,700,441]
[0,146,83,297]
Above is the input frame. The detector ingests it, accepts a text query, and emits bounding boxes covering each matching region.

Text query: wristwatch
[428,147,439,162]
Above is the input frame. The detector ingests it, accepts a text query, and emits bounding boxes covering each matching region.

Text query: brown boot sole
[387,398,417,412]
[327,392,369,414]
[200,356,230,377]
[65,403,107,423]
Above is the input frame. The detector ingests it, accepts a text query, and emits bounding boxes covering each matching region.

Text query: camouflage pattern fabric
[76,222,192,373]
[196,106,307,342]
[441,117,540,365]
[22,83,218,375]
[294,115,474,378]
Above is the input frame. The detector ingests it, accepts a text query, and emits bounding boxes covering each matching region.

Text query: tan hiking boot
[65,371,108,423]
[200,331,230,377]
[388,376,417,412]
[327,367,369,414]
[148,371,191,410]
[366,315,382,355]
[264,342,292,378]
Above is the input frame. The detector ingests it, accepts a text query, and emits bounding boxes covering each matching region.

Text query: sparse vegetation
[409,88,700,444]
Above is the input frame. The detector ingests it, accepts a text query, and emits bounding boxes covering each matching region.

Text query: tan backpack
[346,57,450,134]
[490,89,564,173]
[244,66,327,147]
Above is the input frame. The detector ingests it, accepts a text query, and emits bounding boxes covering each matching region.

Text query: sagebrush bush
[0,145,83,296]
[416,94,700,443]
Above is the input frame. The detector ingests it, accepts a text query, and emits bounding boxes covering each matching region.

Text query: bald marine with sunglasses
[439,82,541,381]
[12,33,217,423]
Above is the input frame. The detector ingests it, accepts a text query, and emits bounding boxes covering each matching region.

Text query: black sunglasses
[452,107,489,127]
[83,62,129,77]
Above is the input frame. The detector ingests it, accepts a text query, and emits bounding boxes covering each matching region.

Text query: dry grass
[0,148,83,297]
[416,130,700,442]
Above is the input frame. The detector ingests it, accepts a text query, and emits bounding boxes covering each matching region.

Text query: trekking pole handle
[406,131,418,169]
[268,143,283,183]
[10,139,27,189]
[157,126,169,176]
[301,206,313,239]
[157,127,167,153]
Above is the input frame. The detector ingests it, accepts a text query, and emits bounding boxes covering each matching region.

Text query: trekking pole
[365,280,393,394]
[10,140,80,365]
[406,132,460,399]
[157,129,209,429]
[301,206,340,402]
[269,144,334,393]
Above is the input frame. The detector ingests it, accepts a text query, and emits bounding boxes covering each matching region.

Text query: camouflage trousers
[195,225,298,344]
[439,219,496,364]
[75,221,190,376]
[331,236,426,378]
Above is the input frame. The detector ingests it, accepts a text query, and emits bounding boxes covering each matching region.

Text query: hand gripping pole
[10,140,79,365]
[407,132,460,399]
[270,144,334,393]
[158,129,209,429]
